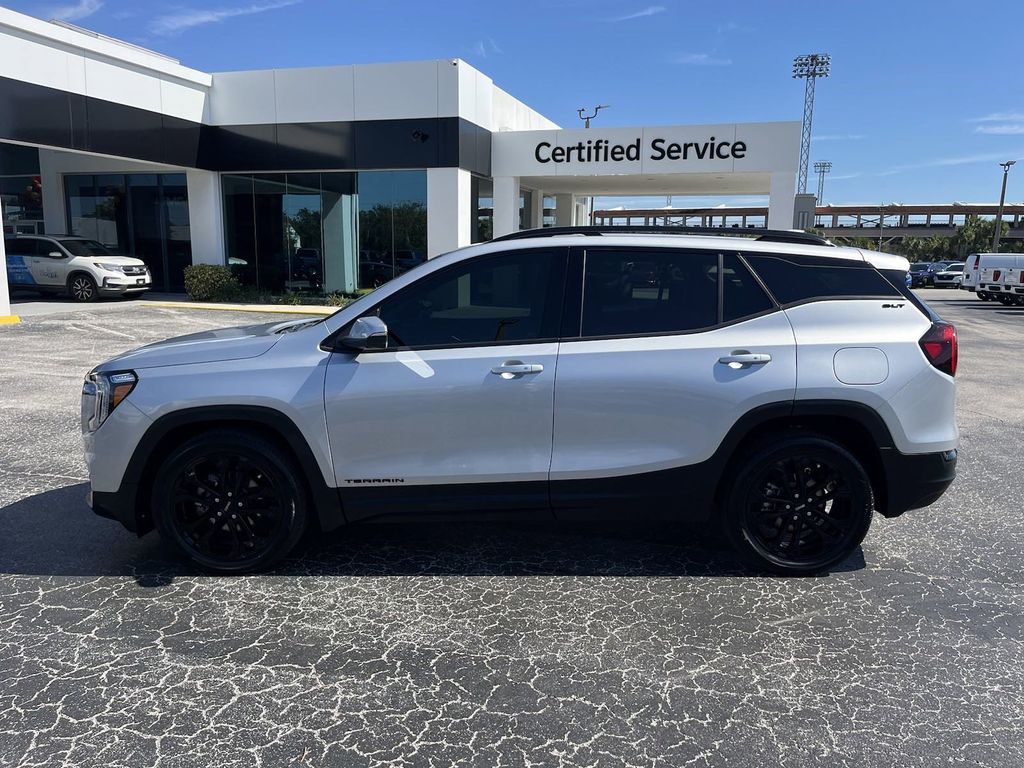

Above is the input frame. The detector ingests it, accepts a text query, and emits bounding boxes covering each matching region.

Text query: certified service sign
[491,122,800,178]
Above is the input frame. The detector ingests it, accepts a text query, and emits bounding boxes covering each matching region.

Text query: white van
[1001,255,1024,305]
[962,253,1019,301]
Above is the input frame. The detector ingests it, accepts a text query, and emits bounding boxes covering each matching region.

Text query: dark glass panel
[745,255,901,305]
[581,249,719,337]
[127,174,164,288]
[283,172,323,294]
[723,254,775,322]
[161,174,191,292]
[253,174,287,293]
[222,174,256,287]
[376,250,563,348]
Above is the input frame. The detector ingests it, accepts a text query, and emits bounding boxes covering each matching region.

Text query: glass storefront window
[1,144,43,235]
[0,176,43,234]
[64,173,192,291]
[223,170,425,295]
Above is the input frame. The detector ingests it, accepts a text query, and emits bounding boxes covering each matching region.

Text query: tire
[997,294,1012,305]
[978,292,991,301]
[722,435,874,576]
[68,273,98,302]
[151,430,309,573]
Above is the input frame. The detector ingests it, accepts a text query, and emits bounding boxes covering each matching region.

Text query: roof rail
[490,225,832,247]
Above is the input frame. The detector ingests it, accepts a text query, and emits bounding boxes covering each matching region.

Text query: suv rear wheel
[723,435,874,575]
[151,430,309,573]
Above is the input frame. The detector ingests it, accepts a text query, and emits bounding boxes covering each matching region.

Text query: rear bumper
[878,448,957,518]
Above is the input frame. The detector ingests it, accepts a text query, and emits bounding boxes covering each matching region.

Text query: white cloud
[812,133,866,142]
[472,38,502,58]
[830,149,1024,182]
[975,124,1024,135]
[970,112,1024,123]
[674,53,732,66]
[149,0,300,36]
[610,6,666,21]
[48,0,103,22]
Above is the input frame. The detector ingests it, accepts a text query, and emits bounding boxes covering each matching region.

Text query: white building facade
[0,6,798,315]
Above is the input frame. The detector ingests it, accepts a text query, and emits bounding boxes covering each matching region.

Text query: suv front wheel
[151,430,309,572]
[723,435,874,575]
[68,273,98,302]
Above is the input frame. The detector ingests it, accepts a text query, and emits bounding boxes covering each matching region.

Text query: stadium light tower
[793,53,831,194]
[992,160,1016,252]
[814,160,832,204]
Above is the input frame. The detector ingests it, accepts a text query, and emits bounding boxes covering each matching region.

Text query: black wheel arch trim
[106,405,344,535]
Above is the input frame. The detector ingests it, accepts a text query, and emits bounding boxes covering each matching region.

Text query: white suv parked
[82,227,959,575]
[4,234,152,301]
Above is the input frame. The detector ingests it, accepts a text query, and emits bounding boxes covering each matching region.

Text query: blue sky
[14,0,1024,207]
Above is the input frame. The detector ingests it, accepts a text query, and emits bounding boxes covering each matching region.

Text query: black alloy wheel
[152,431,308,572]
[724,435,873,575]
[69,273,98,302]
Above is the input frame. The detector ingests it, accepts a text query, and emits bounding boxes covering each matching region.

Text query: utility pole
[992,160,1016,252]
[814,160,832,204]
[792,54,831,194]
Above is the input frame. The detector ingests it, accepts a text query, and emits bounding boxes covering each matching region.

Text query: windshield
[60,239,115,257]
[910,264,930,272]
[946,264,964,272]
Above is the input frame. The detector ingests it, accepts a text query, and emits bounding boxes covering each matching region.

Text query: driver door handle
[718,352,772,366]
[491,361,544,377]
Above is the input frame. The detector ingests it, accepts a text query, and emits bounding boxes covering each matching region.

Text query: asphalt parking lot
[1,289,1022,767]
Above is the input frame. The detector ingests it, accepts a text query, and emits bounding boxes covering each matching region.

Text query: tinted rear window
[723,254,774,322]
[745,254,900,305]
[581,249,718,337]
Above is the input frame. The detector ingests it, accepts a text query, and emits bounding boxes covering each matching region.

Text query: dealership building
[0,6,801,317]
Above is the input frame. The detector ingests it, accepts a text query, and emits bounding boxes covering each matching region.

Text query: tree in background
[829,217,1024,262]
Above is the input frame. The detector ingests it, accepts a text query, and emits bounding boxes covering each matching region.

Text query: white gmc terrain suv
[82,227,958,575]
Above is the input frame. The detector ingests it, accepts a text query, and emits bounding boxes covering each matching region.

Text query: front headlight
[82,370,137,432]
[93,262,126,273]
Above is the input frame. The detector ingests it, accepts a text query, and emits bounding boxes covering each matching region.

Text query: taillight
[919,322,957,376]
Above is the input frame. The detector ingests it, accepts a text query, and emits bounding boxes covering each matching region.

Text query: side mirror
[338,316,389,352]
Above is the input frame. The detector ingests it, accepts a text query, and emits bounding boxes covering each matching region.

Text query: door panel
[551,311,797,481]
[323,246,567,520]
[324,343,558,518]
[25,240,65,287]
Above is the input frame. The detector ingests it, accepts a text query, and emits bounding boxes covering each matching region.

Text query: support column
[554,193,574,227]
[492,176,520,238]
[426,167,472,257]
[529,189,544,229]
[185,170,226,266]
[38,149,67,236]
[768,172,797,229]
[0,198,16,323]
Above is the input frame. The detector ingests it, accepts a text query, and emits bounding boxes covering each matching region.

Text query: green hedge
[182,264,242,302]
[183,264,360,308]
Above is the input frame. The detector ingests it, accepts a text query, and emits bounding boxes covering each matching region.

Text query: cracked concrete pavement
[0,291,1022,767]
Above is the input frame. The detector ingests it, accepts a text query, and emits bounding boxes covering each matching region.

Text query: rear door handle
[718,351,772,367]
[491,361,544,377]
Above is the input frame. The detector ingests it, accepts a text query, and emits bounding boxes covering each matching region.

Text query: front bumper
[88,486,143,532]
[99,274,152,294]
[878,448,957,517]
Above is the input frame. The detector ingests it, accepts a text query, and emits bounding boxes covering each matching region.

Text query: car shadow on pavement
[0,482,866,583]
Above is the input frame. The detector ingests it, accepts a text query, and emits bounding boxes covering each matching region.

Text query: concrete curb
[140,301,335,315]
[0,315,22,325]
